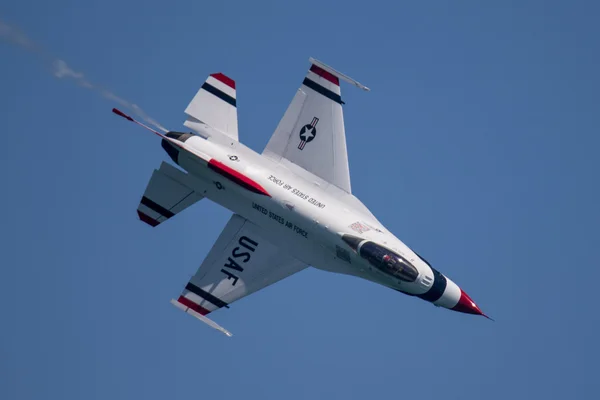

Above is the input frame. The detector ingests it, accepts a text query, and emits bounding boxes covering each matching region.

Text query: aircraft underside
[113,57,489,336]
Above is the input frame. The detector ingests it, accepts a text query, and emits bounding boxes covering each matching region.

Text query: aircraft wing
[262,58,368,194]
[172,214,307,321]
[136,162,204,227]
[183,72,238,143]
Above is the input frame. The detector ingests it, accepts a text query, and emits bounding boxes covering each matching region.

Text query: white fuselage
[165,134,466,312]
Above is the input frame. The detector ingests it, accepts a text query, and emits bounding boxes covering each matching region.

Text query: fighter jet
[113,58,489,336]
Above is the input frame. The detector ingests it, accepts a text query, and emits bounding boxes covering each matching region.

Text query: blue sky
[1,1,599,399]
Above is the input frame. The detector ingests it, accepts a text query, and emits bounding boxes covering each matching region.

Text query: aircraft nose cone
[452,289,489,318]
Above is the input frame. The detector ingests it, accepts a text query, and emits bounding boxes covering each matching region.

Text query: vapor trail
[0,19,168,132]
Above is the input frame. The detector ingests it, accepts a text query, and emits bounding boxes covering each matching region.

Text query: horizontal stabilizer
[184,73,239,142]
[137,162,204,227]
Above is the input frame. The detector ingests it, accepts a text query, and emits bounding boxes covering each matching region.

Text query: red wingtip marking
[137,210,159,227]
[208,159,271,197]
[178,296,210,316]
[210,73,236,89]
[310,64,340,86]
[112,108,134,121]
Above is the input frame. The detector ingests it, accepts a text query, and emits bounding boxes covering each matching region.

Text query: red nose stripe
[452,289,484,316]
[208,159,271,197]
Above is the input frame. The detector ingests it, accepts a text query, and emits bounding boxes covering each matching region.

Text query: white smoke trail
[0,19,168,132]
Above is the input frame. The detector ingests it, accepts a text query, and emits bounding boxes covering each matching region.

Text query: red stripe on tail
[210,73,236,89]
[137,210,159,227]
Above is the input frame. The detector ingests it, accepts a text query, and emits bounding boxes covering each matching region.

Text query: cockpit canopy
[342,235,419,282]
